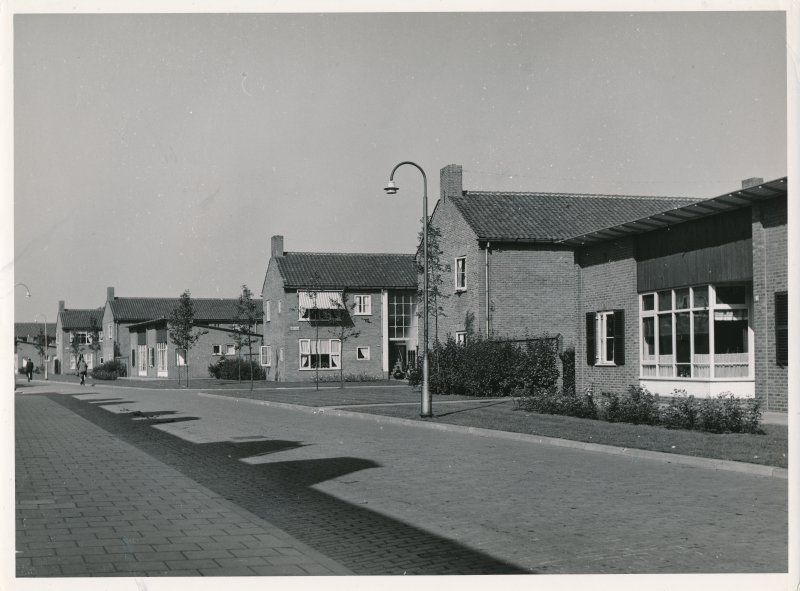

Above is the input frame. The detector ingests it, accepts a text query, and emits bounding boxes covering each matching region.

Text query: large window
[388,292,417,340]
[157,343,167,372]
[299,339,341,370]
[640,284,750,379]
[354,295,372,315]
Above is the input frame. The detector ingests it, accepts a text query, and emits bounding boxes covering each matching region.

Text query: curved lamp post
[34,314,48,380]
[15,283,30,298]
[384,161,431,418]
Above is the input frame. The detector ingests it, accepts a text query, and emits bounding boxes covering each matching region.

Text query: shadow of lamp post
[384,162,431,418]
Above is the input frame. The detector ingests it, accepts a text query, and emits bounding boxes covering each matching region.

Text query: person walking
[77,356,88,386]
[25,358,34,382]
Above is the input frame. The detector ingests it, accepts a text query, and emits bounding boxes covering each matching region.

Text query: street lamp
[34,314,48,380]
[384,161,431,418]
[15,283,30,298]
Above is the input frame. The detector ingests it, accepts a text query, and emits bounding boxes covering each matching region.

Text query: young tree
[293,271,326,391]
[88,317,102,369]
[232,284,261,391]
[415,217,451,364]
[168,290,208,388]
[69,329,82,374]
[328,291,366,389]
[33,327,47,372]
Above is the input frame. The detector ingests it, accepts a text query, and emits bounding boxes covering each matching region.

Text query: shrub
[208,356,265,380]
[90,359,127,381]
[559,347,576,395]
[697,392,763,434]
[313,372,382,383]
[661,390,699,430]
[599,385,661,426]
[516,386,597,419]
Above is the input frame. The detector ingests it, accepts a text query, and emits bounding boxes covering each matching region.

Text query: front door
[138,344,147,377]
[391,344,407,375]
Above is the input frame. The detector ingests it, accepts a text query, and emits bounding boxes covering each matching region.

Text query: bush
[208,356,265,380]
[661,390,699,430]
[419,333,560,397]
[559,347,576,395]
[697,392,763,434]
[313,372,382,383]
[516,386,597,419]
[90,359,127,381]
[598,385,661,426]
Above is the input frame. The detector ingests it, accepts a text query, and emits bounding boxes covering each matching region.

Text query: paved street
[16,382,787,576]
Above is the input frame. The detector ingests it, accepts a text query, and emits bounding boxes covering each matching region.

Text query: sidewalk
[15,392,352,577]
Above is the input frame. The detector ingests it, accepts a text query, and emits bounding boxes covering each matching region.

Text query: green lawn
[355,399,789,469]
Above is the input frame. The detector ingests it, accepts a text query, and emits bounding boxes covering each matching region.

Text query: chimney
[440,164,463,202]
[107,286,115,302]
[58,300,65,312]
[271,235,284,259]
[742,177,763,189]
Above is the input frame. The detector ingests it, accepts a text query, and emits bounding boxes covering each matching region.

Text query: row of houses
[38,164,789,413]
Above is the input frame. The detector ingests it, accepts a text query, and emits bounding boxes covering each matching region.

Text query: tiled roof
[15,322,56,339]
[108,298,263,322]
[275,253,418,289]
[450,192,700,241]
[58,309,105,330]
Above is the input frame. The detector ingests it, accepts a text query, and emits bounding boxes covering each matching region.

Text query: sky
[12,10,787,325]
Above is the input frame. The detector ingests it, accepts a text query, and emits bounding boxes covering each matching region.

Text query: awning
[298,291,344,310]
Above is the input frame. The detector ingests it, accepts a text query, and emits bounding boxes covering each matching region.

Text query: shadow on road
[42,392,532,575]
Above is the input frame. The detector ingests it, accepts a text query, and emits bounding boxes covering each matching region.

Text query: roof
[15,322,56,339]
[449,191,700,242]
[108,298,263,322]
[559,177,788,247]
[275,253,418,290]
[58,309,105,330]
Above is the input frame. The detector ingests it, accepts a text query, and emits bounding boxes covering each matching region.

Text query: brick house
[54,303,105,373]
[428,164,698,355]
[261,236,418,382]
[14,322,56,374]
[101,288,263,379]
[562,177,788,411]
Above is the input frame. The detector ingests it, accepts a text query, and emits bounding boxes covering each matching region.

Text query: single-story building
[101,287,263,379]
[15,322,56,374]
[561,176,788,411]
[261,235,419,381]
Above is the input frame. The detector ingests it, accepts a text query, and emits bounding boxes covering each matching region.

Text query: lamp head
[384,180,399,195]
[25,292,30,298]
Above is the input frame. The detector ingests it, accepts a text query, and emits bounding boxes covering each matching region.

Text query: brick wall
[575,237,640,395]
[752,197,788,411]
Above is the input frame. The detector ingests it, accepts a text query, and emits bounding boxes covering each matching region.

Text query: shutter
[775,292,788,366]
[586,312,596,365]
[138,330,147,346]
[156,327,167,343]
[613,309,625,366]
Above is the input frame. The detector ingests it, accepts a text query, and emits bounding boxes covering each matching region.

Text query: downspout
[485,241,490,338]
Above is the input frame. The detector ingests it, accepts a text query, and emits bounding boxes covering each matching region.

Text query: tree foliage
[415,218,451,344]
[232,284,260,390]
[168,290,208,387]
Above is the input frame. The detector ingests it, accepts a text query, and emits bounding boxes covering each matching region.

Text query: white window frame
[212,344,222,356]
[137,344,147,373]
[99,332,103,343]
[260,345,272,366]
[299,339,341,370]
[456,331,467,346]
[149,347,155,368]
[354,295,372,315]
[156,343,168,372]
[70,331,89,345]
[107,324,113,339]
[595,311,615,366]
[70,354,76,370]
[639,283,751,381]
[225,344,235,356]
[278,301,282,314]
[455,256,467,291]
[86,355,94,370]
[266,300,271,322]
[357,346,370,360]
[176,349,187,366]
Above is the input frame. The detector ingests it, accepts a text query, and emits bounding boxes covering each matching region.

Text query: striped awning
[298,291,343,310]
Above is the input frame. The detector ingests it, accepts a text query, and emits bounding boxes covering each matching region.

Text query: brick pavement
[15,393,352,577]
[17,384,788,576]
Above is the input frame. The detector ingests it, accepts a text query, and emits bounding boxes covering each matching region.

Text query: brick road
[16,383,787,576]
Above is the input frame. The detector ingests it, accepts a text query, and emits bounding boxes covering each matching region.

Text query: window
[138,345,147,372]
[225,344,235,356]
[455,257,467,291]
[456,332,467,346]
[586,310,625,366]
[86,355,93,370]
[99,332,103,343]
[776,292,788,366]
[100,357,103,364]
[157,343,167,371]
[131,348,136,367]
[212,344,222,356]
[354,295,372,315]
[149,347,155,368]
[640,284,750,379]
[260,346,272,366]
[596,312,615,365]
[299,339,341,370]
[176,349,187,366]
[70,331,89,344]
[388,292,417,340]
[70,355,76,370]
[57,332,61,345]
[357,347,370,360]
[107,324,113,339]
[266,300,271,322]
[298,291,344,322]
[278,301,282,314]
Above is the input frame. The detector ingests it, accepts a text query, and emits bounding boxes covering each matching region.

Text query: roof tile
[58,309,105,330]
[108,298,263,322]
[275,253,417,289]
